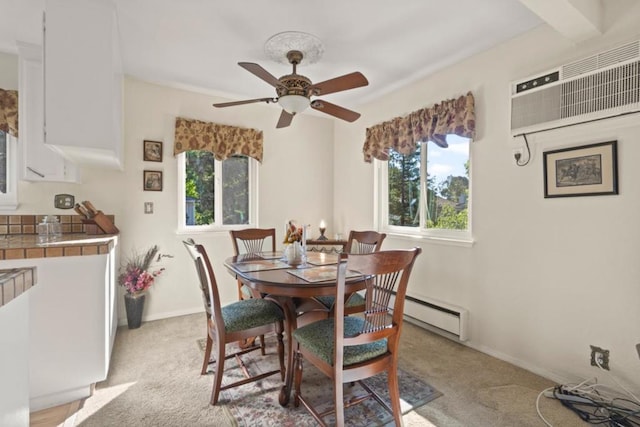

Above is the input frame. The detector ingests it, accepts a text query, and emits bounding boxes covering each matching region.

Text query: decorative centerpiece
[283,220,307,266]
[119,245,172,329]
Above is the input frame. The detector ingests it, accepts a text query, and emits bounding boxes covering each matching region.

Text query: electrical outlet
[54,194,75,209]
[590,345,610,370]
[512,148,524,164]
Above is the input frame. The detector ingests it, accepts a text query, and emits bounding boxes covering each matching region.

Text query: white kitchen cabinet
[0,292,30,427]
[0,241,118,411]
[43,0,123,170]
[17,42,80,183]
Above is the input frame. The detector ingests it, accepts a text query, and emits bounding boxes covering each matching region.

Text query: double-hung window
[379,134,471,242]
[177,151,257,230]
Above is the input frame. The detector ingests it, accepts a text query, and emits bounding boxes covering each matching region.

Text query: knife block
[82,212,119,235]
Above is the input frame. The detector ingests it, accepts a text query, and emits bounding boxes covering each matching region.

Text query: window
[0,130,18,210]
[379,134,471,241]
[178,151,257,230]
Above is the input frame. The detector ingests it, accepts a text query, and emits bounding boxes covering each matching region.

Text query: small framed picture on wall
[543,140,618,198]
[143,140,163,162]
[143,170,163,191]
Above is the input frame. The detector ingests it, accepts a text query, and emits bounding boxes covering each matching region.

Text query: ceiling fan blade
[311,100,361,122]
[238,62,284,88]
[212,97,276,108]
[276,110,294,128]
[306,72,368,96]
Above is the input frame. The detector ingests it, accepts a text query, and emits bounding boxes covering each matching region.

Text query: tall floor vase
[124,292,146,329]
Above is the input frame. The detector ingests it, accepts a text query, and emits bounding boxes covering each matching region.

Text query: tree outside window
[184,151,250,226]
[386,135,470,234]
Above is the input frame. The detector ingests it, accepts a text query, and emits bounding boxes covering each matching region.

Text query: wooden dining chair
[292,247,422,426]
[183,239,285,405]
[344,230,387,254]
[316,230,387,315]
[229,228,276,300]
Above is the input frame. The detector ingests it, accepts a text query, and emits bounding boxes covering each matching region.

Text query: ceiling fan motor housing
[276,74,312,97]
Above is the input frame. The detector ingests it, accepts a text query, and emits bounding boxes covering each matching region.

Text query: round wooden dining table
[223,252,365,406]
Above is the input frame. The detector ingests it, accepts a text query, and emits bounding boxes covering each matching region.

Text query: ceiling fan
[213,50,369,128]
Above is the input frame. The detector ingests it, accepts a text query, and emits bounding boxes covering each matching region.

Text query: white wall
[0,51,18,89]
[119,79,337,322]
[334,4,640,392]
[8,76,336,323]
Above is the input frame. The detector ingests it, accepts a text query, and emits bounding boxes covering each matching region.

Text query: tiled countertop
[0,234,118,260]
[0,267,36,308]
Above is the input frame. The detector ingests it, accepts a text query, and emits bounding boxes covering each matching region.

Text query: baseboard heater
[390,293,469,341]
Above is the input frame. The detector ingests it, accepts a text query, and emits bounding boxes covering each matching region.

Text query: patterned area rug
[197,338,442,426]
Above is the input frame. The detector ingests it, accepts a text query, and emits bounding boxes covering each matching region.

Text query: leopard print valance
[174,117,263,162]
[363,92,475,162]
[0,88,18,137]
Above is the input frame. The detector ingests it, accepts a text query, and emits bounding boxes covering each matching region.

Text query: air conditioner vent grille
[598,40,640,68]
[563,57,598,79]
[562,40,640,79]
[511,85,562,131]
[561,61,640,118]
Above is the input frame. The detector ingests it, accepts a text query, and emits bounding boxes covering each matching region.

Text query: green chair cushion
[315,292,365,309]
[293,316,387,366]
[221,298,283,333]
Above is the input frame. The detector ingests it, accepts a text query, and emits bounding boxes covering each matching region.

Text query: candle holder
[318,225,328,240]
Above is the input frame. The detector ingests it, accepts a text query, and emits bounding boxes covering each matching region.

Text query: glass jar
[37,221,50,243]
[50,217,62,240]
[38,215,62,243]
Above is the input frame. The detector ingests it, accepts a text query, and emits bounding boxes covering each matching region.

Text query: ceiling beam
[519,0,603,43]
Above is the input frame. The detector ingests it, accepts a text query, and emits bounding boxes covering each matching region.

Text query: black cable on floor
[553,386,640,427]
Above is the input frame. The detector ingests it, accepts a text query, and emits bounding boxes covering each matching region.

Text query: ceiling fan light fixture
[278,94,309,114]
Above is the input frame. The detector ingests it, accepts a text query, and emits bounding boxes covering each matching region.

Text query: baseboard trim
[30,385,91,412]
[117,307,202,327]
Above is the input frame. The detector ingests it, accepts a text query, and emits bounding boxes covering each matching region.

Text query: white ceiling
[0,0,545,109]
[114,0,544,107]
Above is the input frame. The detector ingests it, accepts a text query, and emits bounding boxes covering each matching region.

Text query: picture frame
[143,140,163,162]
[543,140,618,198]
[143,170,163,191]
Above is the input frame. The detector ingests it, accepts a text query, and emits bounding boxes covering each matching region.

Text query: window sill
[0,201,19,212]
[175,225,255,235]
[384,231,474,248]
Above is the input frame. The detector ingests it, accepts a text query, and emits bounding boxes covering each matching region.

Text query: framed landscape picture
[543,140,618,198]
[143,140,163,162]
[143,170,163,191]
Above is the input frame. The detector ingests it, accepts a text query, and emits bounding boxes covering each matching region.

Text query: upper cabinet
[43,0,123,170]
[17,42,80,183]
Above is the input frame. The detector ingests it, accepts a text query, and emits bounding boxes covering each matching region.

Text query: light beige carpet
[74,313,587,426]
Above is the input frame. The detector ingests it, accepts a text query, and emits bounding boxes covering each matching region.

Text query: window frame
[0,131,19,210]
[176,152,258,233]
[375,138,473,245]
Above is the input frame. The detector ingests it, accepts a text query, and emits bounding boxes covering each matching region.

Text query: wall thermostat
[54,194,75,209]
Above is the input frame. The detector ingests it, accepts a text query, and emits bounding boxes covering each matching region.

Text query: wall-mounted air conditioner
[510,40,640,136]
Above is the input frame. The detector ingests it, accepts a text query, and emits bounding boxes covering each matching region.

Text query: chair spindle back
[344,230,387,254]
[230,228,276,255]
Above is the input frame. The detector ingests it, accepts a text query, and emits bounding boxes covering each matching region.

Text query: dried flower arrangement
[118,245,172,294]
